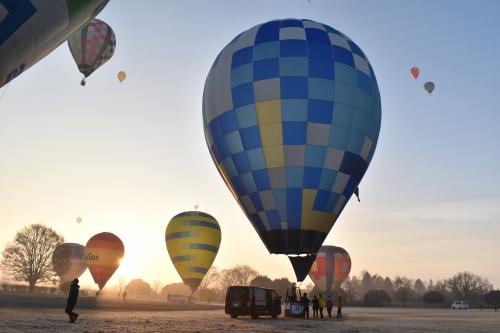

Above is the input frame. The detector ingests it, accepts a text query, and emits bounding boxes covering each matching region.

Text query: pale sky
[0,0,499,290]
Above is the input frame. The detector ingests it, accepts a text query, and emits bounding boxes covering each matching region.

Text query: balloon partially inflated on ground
[165,211,221,293]
[52,243,87,283]
[308,245,351,294]
[85,232,124,290]
[202,19,381,281]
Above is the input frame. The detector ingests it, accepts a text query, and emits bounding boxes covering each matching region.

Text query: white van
[451,301,469,310]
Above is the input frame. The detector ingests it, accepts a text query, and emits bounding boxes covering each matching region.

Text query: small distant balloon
[410,67,420,80]
[424,81,435,95]
[117,71,126,83]
[76,217,82,224]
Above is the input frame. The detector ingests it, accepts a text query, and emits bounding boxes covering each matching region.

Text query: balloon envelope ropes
[308,245,351,294]
[85,232,124,290]
[68,18,116,86]
[202,19,381,281]
[52,243,87,283]
[165,211,221,294]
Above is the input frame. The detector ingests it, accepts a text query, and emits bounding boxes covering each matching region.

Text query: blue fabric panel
[220,111,238,135]
[332,46,354,67]
[325,192,341,211]
[285,167,304,188]
[343,175,358,197]
[286,188,302,209]
[357,71,373,93]
[305,145,327,168]
[255,21,281,44]
[266,210,281,229]
[305,28,330,42]
[282,99,308,121]
[240,126,262,149]
[279,57,309,76]
[303,167,322,188]
[318,169,337,191]
[232,151,251,173]
[253,41,280,61]
[252,169,271,190]
[288,210,301,229]
[232,83,255,108]
[348,40,367,58]
[280,40,308,57]
[253,58,279,80]
[232,46,254,68]
[339,151,368,182]
[307,41,333,60]
[249,192,264,211]
[283,122,307,144]
[313,189,331,211]
[329,125,350,150]
[250,213,266,232]
[308,99,333,124]
[308,57,335,79]
[235,104,258,128]
[281,76,308,99]
[231,63,253,87]
[280,19,304,28]
[273,189,287,209]
[246,148,266,170]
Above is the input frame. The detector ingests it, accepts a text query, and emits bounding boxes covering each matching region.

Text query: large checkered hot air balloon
[68,18,116,86]
[202,19,381,281]
[308,245,351,294]
[85,232,124,290]
[165,211,221,294]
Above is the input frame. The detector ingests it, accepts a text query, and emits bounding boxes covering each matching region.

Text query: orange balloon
[85,232,124,290]
[309,246,351,293]
[410,67,420,79]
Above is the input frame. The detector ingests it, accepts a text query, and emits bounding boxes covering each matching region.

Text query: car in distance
[451,301,469,310]
[225,286,281,319]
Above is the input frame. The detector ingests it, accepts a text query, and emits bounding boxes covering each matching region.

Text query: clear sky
[1,0,499,290]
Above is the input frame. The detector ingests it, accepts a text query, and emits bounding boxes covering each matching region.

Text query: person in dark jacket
[65,278,80,323]
[326,296,334,317]
[312,296,320,319]
[301,293,310,319]
[336,295,343,318]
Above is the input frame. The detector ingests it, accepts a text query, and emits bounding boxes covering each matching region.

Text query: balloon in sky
[410,67,419,80]
[202,19,381,281]
[308,245,351,294]
[165,211,221,293]
[424,81,435,95]
[85,232,124,290]
[52,243,87,283]
[76,217,82,224]
[117,71,126,83]
[68,18,116,85]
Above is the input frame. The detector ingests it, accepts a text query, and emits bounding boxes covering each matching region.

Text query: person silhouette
[65,279,80,323]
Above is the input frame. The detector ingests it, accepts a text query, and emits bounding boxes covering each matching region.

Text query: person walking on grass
[65,278,80,323]
[312,295,319,319]
[326,296,334,317]
[336,295,343,318]
[319,294,325,318]
[301,293,311,319]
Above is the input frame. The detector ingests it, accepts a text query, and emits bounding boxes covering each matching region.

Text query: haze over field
[1,0,499,292]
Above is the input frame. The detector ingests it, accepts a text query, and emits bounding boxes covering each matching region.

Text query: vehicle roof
[227,286,274,292]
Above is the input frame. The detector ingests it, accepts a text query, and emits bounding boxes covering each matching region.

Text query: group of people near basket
[301,293,343,319]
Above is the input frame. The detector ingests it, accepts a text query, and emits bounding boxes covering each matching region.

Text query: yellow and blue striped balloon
[165,211,221,293]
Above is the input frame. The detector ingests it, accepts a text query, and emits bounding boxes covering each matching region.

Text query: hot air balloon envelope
[202,19,381,280]
[85,232,124,290]
[424,81,435,94]
[117,71,126,82]
[165,211,221,293]
[68,19,116,79]
[309,245,351,294]
[52,243,87,283]
[410,67,420,79]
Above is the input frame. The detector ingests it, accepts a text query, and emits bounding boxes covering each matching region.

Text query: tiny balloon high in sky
[202,19,381,281]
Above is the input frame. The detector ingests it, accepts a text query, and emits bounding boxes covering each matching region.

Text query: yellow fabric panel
[301,210,336,233]
[259,123,282,147]
[256,100,281,124]
[302,189,317,210]
[263,145,285,168]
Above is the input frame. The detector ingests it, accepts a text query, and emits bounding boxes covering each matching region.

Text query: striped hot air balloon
[52,243,87,283]
[308,245,351,294]
[85,232,124,290]
[165,211,221,294]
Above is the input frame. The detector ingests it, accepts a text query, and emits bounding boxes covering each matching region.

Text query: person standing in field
[65,278,80,323]
[319,294,325,318]
[336,295,343,318]
[301,293,311,319]
[326,296,334,317]
[312,295,319,319]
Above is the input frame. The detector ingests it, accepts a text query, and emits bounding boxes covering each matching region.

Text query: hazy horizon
[1,0,499,291]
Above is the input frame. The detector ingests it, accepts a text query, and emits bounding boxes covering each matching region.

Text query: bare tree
[447,272,491,301]
[233,265,258,285]
[198,266,220,291]
[1,224,64,292]
[152,280,162,296]
[393,276,413,307]
[117,276,127,296]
